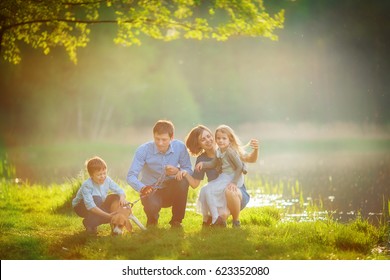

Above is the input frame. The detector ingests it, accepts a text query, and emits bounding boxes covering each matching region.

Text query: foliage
[0,154,16,180]
[0,0,284,64]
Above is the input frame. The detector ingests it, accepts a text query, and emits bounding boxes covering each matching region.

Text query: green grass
[0,176,389,260]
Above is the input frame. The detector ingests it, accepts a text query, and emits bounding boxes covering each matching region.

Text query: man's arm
[126,146,146,193]
[178,142,193,174]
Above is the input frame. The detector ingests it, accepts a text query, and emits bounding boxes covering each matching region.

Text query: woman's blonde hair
[215,125,245,156]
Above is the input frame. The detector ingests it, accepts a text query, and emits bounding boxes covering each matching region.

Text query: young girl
[195,125,247,227]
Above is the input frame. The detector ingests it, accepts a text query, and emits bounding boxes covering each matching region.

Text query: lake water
[244,149,390,225]
[3,136,390,224]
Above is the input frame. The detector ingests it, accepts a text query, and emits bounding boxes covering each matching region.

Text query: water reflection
[247,192,384,224]
[243,151,390,225]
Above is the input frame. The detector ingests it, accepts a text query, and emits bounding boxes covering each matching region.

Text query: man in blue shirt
[127,120,192,228]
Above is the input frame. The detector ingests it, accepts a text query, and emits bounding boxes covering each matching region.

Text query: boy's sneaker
[83,219,97,235]
[232,220,241,228]
[86,227,97,235]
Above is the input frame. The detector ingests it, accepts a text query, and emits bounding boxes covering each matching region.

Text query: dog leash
[126,169,168,208]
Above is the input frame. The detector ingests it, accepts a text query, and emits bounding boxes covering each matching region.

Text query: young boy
[72,156,127,235]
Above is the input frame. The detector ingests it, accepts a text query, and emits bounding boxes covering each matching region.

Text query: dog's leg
[129,214,146,231]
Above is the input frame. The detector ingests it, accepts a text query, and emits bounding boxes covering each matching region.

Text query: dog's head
[110,208,133,236]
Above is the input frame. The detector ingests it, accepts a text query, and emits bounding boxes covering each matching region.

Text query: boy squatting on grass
[72,156,128,235]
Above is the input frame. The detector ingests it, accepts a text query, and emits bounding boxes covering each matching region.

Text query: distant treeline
[0,0,389,143]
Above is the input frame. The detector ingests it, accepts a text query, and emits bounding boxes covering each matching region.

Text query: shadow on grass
[52,223,256,260]
[0,235,52,260]
[52,226,188,260]
[185,227,254,259]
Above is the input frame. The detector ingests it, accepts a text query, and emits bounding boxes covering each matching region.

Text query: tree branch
[7,18,121,29]
[61,1,106,5]
[3,17,195,32]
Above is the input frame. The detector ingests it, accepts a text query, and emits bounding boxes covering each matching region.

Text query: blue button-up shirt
[72,176,125,210]
[127,139,192,192]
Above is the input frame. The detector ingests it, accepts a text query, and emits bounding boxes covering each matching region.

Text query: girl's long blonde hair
[215,125,245,157]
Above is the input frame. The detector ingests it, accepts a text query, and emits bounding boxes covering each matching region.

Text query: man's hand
[165,165,179,176]
[140,185,154,197]
[175,170,187,181]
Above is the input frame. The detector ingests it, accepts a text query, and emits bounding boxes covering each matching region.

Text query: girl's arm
[200,157,218,169]
[227,148,245,185]
[241,139,259,163]
[178,170,201,189]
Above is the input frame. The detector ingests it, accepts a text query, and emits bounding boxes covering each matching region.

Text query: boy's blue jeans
[141,179,189,226]
[74,194,119,228]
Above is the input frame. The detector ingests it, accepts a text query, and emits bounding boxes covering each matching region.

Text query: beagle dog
[110,206,133,235]
[109,200,146,236]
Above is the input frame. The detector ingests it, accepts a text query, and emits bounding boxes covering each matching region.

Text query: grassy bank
[0,176,389,260]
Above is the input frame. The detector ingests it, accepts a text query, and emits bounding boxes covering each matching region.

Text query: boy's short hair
[86,156,107,176]
[153,120,174,137]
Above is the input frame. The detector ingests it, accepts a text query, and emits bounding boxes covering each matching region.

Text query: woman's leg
[217,207,230,221]
[198,187,211,223]
[204,186,220,223]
